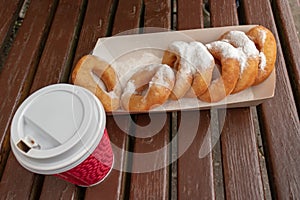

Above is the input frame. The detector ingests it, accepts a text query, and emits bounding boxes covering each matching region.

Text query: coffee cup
[10,84,114,186]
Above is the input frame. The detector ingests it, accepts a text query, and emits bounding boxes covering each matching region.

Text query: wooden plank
[209,0,238,27]
[0,0,24,64]
[129,114,170,199]
[209,0,265,199]
[220,109,265,199]
[0,1,58,198]
[242,0,300,199]
[0,0,23,45]
[39,176,81,200]
[28,0,86,198]
[30,0,85,92]
[177,0,203,30]
[144,0,171,30]
[111,0,143,35]
[127,0,171,199]
[0,153,37,199]
[272,0,300,113]
[72,0,115,67]
[176,1,215,199]
[177,111,215,200]
[70,1,130,199]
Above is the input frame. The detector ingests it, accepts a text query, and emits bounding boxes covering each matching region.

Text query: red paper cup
[55,129,113,186]
[10,84,113,187]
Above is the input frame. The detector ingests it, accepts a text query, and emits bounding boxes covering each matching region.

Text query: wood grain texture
[0,0,58,193]
[129,114,170,200]
[72,0,115,67]
[0,153,36,199]
[209,0,239,27]
[144,0,171,30]
[177,0,203,30]
[0,0,24,58]
[220,109,264,199]
[210,0,265,199]
[30,0,85,92]
[176,1,214,199]
[177,111,214,200]
[111,0,143,35]
[242,0,300,199]
[0,0,23,42]
[272,0,300,113]
[39,176,80,200]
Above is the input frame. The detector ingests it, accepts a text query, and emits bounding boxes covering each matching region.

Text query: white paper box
[91,25,276,113]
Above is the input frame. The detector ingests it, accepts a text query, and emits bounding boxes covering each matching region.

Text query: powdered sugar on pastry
[220,31,260,93]
[123,80,136,95]
[258,29,267,70]
[258,29,267,44]
[169,41,214,72]
[169,41,189,55]
[186,41,214,71]
[112,51,162,75]
[206,41,241,59]
[221,31,259,58]
[220,31,260,75]
[200,41,240,102]
[259,52,267,70]
[121,64,175,111]
[111,51,162,87]
[247,25,277,85]
[169,41,195,75]
[149,64,175,89]
[163,41,215,99]
[206,41,247,73]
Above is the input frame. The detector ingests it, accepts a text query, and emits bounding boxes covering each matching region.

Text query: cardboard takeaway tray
[91,25,276,113]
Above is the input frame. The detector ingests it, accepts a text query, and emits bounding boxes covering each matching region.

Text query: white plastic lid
[10,84,106,174]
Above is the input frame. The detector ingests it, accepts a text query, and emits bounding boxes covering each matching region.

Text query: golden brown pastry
[121,64,175,111]
[199,41,240,102]
[162,41,214,99]
[72,55,122,112]
[247,25,277,85]
[220,30,259,93]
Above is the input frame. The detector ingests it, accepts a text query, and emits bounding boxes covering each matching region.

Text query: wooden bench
[0,0,299,199]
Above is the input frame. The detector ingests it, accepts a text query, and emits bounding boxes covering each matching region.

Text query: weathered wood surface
[0,0,24,66]
[129,114,170,199]
[272,0,300,112]
[121,0,172,199]
[111,0,143,35]
[176,1,214,200]
[177,0,203,29]
[72,0,116,67]
[177,110,215,200]
[242,0,300,199]
[210,0,265,199]
[0,0,59,198]
[0,0,299,199]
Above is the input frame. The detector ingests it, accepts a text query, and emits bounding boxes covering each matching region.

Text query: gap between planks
[0,0,27,70]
